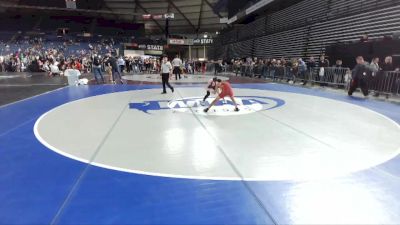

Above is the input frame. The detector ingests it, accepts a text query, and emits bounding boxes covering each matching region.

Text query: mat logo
[130,96,285,116]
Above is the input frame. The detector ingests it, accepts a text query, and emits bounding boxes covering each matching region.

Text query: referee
[161,56,174,94]
[172,55,183,80]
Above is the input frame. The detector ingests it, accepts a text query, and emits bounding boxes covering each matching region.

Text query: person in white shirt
[201,77,217,106]
[160,56,174,94]
[117,56,125,73]
[172,55,183,80]
[64,65,81,86]
[49,63,60,76]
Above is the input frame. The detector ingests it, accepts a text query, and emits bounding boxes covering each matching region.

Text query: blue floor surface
[1,84,399,224]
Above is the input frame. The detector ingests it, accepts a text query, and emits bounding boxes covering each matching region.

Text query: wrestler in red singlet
[218,81,234,98]
[204,79,239,113]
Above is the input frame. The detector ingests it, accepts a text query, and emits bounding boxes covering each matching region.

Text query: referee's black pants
[162,73,174,93]
[348,77,369,96]
[174,67,181,80]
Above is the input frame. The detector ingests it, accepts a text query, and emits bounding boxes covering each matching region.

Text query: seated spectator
[49,62,61,76]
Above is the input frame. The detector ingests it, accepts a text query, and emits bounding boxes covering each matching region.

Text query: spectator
[369,57,380,96]
[369,57,380,74]
[106,54,123,84]
[318,55,330,86]
[117,56,125,73]
[92,54,104,84]
[172,55,183,79]
[333,59,343,68]
[298,58,307,85]
[49,62,61,76]
[333,59,344,86]
[381,56,395,71]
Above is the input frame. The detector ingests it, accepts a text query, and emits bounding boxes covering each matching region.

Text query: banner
[164,13,175,19]
[193,39,213,45]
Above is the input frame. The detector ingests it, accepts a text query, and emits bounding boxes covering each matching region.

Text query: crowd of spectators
[0,35,121,74]
[210,54,400,96]
[0,36,210,81]
[229,55,398,78]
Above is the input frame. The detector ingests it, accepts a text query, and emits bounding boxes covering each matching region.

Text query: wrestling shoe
[234,107,240,112]
[203,108,209,113]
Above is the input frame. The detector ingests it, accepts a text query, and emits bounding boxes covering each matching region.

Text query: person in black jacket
[106,53,123,84]
[348,56,371,96]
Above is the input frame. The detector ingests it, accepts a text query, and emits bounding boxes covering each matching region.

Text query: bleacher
[307,4,400,57]
[254,27,307,59]
[227,39,254,59]
[266,0,328,33]
[238,17,267,40]
[210,0,400,60]
[327,0,396,19]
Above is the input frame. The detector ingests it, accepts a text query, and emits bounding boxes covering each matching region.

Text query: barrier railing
[308,67,351,86]
[372,71,400,96]
[209,63,400,97]
[205,63,234,75]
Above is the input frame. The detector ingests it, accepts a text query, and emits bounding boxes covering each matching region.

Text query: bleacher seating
[266,0,328,33]
[254,27,307,59]
[307,4,400,57]
[227,39,254,59]
[327,0,396,19]
[238,17,267,40]
[210,0,400,60]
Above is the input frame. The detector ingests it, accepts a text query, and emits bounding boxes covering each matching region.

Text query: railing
[206,63,400,97]
[372,71,400,96]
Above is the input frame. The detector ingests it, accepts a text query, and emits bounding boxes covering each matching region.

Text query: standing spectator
[117,56,125,73]
[125,57,131,73]
[172,55,183,80]
[333,59,344,86]
[381,56,396,71]
[318,55,330,86]
[369,57,380,96]
[92,54,104,84]
[379,56,399,95]
[106,54,123,84]
[307,56,317,70]
[298,58,307,85]
[187,61,193,74]
[370,57,380,74]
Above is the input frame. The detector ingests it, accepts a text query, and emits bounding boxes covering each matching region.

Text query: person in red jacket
[204,79,239,113]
